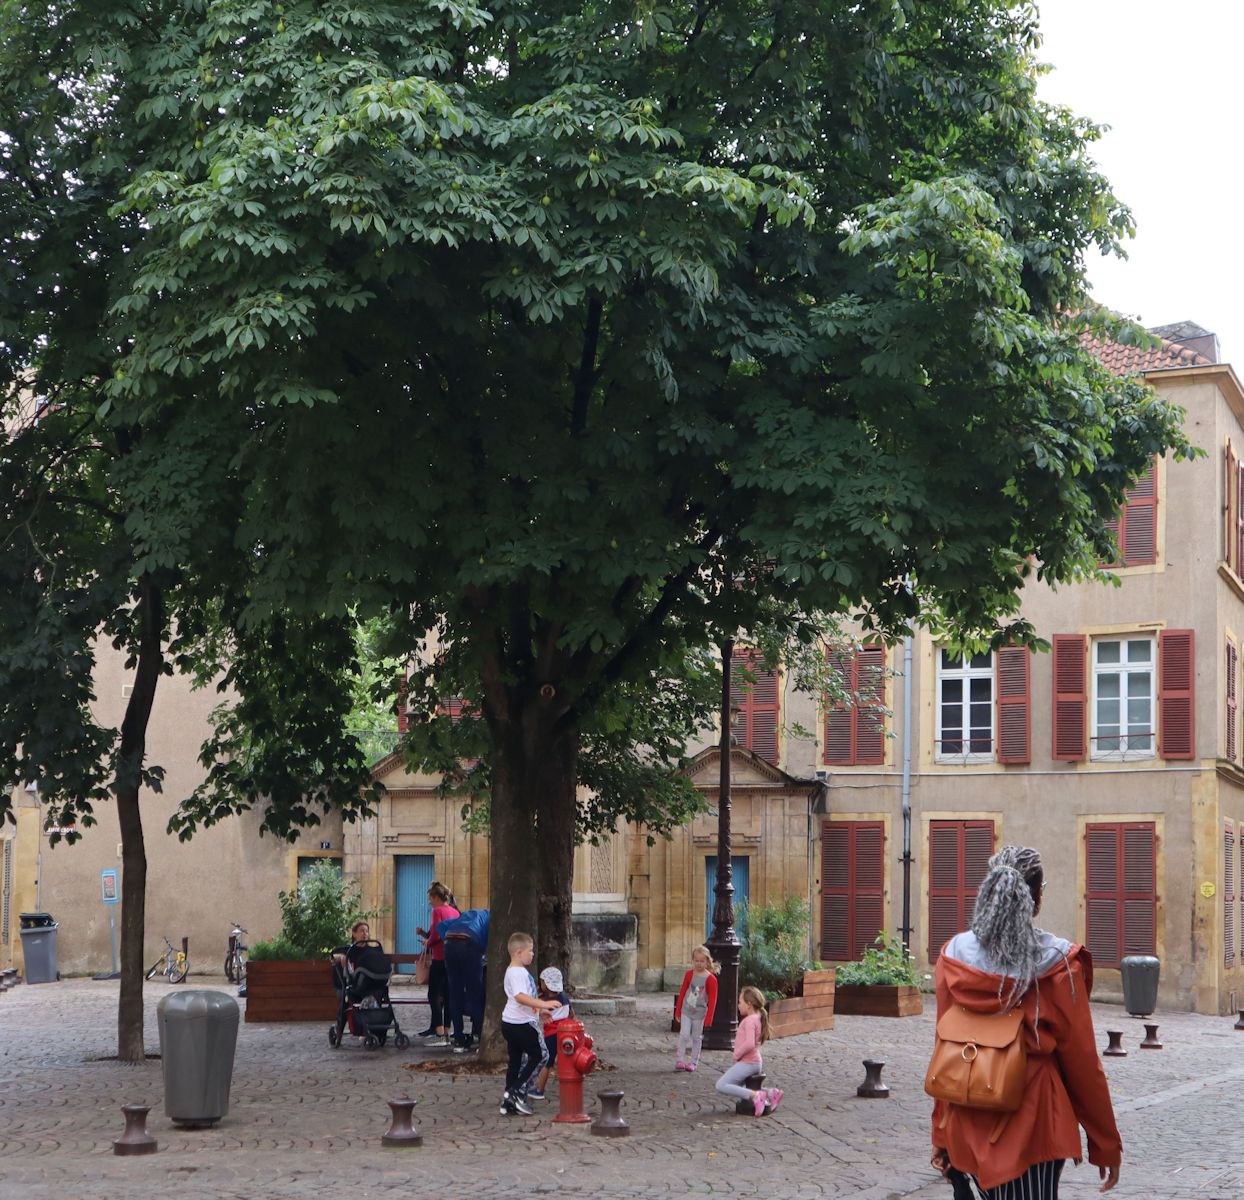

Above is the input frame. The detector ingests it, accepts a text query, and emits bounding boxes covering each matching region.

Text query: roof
[1082,331,1213,377]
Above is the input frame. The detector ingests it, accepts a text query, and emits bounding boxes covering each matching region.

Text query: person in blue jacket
[438,908,489,1051]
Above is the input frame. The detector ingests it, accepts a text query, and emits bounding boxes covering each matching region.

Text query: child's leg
[715,1060,760,1102]
[502,1022,526,1093]
[676,1013,693,1062]
[689,1014,705,1066]
[513,1023,544,1095]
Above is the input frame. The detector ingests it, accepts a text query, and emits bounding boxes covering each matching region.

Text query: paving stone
[0,980,1235,1197]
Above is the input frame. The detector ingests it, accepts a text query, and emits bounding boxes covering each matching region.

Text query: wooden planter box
[832,983,923,1017]
[767,968,836,1039]
[244,960,337,1023]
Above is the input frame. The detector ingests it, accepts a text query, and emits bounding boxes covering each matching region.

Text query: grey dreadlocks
[970,845,1046,1011]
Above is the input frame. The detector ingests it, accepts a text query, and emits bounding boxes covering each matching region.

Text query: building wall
[4,648,333,977]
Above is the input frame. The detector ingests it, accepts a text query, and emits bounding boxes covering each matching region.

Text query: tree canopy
[2,0,1193,1050]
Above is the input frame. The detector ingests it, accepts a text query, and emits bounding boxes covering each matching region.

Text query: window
[1103,459,1158,567]
[731,650,779,763]
[1091,638,1155,760]
[936,651,994,761]
[824,646,886,766]
[1225,441,1244,575]
[927,820,995,960]
[1084,822,1157,967]
[820,821,884,961]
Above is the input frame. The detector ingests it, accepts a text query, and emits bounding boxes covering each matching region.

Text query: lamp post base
[701,937,741,1051]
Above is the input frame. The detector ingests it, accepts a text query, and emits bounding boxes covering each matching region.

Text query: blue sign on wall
[100,868,120,905]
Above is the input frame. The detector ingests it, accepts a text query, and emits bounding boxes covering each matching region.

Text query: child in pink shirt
[713,985,783,1116]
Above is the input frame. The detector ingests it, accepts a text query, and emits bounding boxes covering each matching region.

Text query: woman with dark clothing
[930,846,1122,1199]
[416,882,459,1044]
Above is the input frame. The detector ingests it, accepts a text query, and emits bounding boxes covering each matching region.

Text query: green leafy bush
[274,861,378,959]
[738,896,815,1000]
[834,932,919,986]
[246,935,303,962]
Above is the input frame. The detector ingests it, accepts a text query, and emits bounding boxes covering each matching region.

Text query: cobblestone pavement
[0,979,1240,1199]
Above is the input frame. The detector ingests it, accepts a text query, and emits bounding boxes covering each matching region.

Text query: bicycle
[145,936,189,984]
[224,921,248,985]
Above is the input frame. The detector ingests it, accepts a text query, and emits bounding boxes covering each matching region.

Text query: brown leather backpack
[923,1004,1027,1115]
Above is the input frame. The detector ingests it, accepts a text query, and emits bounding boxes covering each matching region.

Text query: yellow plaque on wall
[1200,881,1216,898]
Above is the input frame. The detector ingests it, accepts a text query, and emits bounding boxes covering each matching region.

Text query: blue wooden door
[705,855,750,940]
[394,855,435,974]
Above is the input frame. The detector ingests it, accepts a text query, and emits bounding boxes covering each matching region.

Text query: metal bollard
[1103,1030,1127,1057]
[1234,1010,1244,1031]
[735,1070,767,1115]
[380,1098,422,1147]
[591,1090,630,1138]
[113,1104,158,1156]
[1140,1023,1163,1050]
[857,1060,889,1098]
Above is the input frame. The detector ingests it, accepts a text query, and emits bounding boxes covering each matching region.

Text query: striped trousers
[949,1160,1064,1200]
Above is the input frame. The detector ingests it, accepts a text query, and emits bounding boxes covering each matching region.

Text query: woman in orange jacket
[930,846,1122,1199]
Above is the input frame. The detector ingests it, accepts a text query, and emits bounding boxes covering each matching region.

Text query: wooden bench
[382,953,430,1006]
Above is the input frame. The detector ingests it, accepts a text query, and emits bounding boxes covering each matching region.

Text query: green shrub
[738,895,814,1000]
[275,860,378,959]
[246,935,303,962]
[834,932,919,986]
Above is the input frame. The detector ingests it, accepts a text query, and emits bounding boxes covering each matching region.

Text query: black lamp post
[703,636,740,1051]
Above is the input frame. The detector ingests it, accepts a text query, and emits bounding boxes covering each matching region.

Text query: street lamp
[703,637,740,1050]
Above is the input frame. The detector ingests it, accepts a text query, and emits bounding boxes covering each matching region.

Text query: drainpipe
[900,634,913,953]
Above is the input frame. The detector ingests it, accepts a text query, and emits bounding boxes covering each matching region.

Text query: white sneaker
[510,1094,533,1116]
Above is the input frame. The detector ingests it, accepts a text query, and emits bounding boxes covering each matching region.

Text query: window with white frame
[1091,638,1155,760]
[936,650,993,761]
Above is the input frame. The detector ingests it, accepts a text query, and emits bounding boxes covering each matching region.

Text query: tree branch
[570,298,603,437]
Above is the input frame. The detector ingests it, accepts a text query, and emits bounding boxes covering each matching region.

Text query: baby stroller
[328,940,410,1050]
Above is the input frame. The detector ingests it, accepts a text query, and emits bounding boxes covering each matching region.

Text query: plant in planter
[833,932,923,1017]
[735,898,835,1039]
[245,861,379,1023]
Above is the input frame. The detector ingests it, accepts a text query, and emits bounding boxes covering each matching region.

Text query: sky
[1033,0,1244,363]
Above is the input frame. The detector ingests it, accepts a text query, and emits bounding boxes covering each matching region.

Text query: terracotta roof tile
[1081,332,1212,377]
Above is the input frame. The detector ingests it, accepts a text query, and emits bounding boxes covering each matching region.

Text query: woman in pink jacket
[713,985,783,1116]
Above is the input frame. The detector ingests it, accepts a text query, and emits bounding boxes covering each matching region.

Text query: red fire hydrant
[552,1018,597,1124]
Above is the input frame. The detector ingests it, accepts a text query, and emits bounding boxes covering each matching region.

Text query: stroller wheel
[328,1026,340,1047]
[394,1034,410,1049]
[364,1035,379,1050]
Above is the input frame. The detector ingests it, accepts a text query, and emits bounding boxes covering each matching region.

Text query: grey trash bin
[18,912,58,984]
[1120,955,1160,1017]
[158,990,240,1127]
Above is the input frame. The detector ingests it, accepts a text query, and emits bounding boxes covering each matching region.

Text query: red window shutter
[1226,441,1238,573]
[995,646,1031,764]
[927,819,995,960]
[855,646,886,766]
[819,820,885,961]
[820,823,851,960]
[1085,821,1157,966]
[1085,823,1122,966]
[1051,635,1088,762]
[1158,630,1195,760]
[1121,823,1157,956]
[396,678,410,734]
[1237,462,1244,573]
[851,823,885,959]
[1228,641,1239,763]
[1226,824,1236,969]
[1121,461,1158,566]
[823,647,886,766]
[733,650,779,763]
[1238,833,1243,966]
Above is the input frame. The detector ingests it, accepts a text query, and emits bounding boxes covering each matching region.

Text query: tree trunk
[536,731,578,986]
[115,576,164,1063]
[477,711,577,1066]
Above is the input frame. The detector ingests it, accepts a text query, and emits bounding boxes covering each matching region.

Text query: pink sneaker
[685,1062,697,1072]
[752,1091,766,1117]
[767,1088,784,1112]
[674,1061,687,1071]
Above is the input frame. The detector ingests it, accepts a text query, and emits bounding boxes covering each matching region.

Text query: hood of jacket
[938,930,1090,1013]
